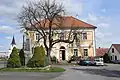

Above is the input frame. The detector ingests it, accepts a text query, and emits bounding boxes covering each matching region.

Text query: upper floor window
[82,32,87,40]
[36,33,40,41]
[59,33,64,40]
[74,49,78,56]
[25,39,30,51]
[112,48,114,53]
[84,49,88,56]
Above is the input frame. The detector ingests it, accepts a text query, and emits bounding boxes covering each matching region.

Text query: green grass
[0,67,65,72]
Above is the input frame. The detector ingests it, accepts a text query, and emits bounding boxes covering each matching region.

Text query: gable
[108,44,120,54]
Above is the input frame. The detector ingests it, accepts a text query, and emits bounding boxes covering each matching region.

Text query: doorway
[60,46,66,60]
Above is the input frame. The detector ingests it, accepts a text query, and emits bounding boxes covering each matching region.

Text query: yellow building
[24,16,97,62]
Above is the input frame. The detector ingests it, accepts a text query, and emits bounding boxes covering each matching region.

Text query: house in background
[108,44,120,61]
[96,47,109,57]
[24,16,97,62]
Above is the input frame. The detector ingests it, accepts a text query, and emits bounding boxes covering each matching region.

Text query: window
[82,32,87,40]
[111,56,112,60]
[59,33,64,40]
[115,56,117,60]
[25,39,30,51]
[84,49,88,56]
[112,48,114,53]
[74,49,78,56]
[36,33,40,41]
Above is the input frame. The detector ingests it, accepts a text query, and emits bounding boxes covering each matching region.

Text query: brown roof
[32,16,96,29]
[96,48,109,57]
[112,44,120,53]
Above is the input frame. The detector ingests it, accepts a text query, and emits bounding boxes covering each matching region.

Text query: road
[54,64,120,80]
[0,61,120,80]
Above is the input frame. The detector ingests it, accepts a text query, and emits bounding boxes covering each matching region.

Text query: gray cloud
[0,0,26,26]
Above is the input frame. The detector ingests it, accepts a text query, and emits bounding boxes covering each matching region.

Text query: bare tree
[17,0,77,64]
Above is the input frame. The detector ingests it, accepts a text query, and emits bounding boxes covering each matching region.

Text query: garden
[0,46,65,72]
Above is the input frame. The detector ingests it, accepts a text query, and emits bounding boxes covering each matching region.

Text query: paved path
[0,61,63,80]
[53,64,120,80]
[0,61,120,80]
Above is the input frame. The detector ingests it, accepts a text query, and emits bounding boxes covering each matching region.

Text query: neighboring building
[8,36,16,57]
[0,52,8,58]
[24,16,97,62]
[108,44,120,61]
[96,47,109,57]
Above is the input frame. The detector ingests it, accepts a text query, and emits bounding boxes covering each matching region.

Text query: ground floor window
[111,56,112,60]
[74,49,78,56]
[84,49,88,56]
[115,56,117,60]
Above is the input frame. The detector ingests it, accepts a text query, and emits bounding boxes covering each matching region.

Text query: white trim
[93,29,96,56]
[80,44,89,47]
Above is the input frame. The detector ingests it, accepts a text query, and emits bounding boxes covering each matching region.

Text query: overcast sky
[0,0,120,51]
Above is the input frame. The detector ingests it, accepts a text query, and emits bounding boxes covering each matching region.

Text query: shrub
[7,47,21,68]
[51,56,58,64]
[68,55,79,63]
[27,45,46,67]
[103,53,110,63]
[19,49,25,66]
[44,56,49,66]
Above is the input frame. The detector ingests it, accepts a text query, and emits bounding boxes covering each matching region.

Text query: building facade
[24,16,97,62]
[108,44,120,61]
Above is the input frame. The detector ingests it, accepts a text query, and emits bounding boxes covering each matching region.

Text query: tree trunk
[47,48,52,65]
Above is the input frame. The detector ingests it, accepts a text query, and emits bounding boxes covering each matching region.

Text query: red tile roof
[31,16,97,29]
[96,48,109,57]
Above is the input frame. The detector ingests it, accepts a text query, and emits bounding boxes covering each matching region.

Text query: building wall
[108,46,120,61]
[25,28,96,61]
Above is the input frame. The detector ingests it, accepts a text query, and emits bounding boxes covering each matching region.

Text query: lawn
[0,67,65,72]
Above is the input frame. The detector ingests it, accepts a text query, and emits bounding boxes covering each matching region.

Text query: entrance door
[60,46,66,60]
[62,50,65,60]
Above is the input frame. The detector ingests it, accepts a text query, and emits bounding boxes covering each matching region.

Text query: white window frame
[84,49,88,56]
[25,38,30,51]
[74,49,78,56]
[82,32,87,40]
[59,32,64,40]
[35,32,40,41]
